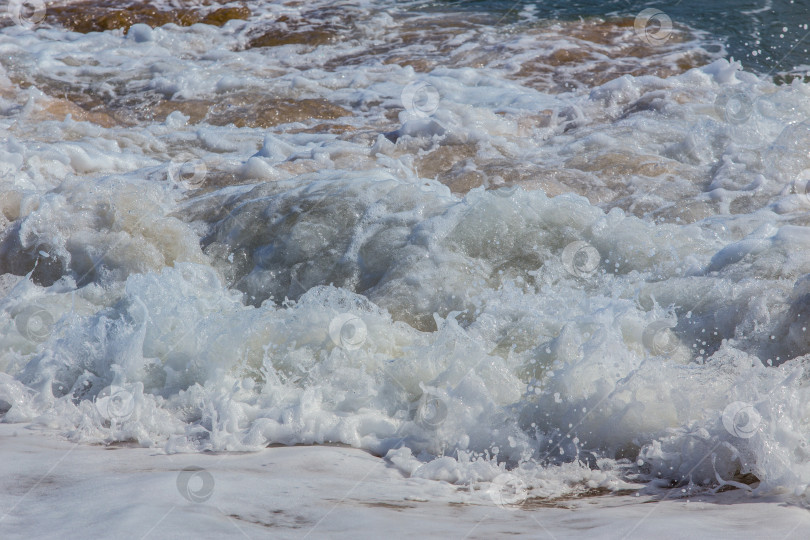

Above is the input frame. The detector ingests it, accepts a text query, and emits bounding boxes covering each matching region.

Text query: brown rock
[46,1,249,34]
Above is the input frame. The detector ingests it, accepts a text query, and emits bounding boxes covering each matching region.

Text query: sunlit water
[3,0,810,504]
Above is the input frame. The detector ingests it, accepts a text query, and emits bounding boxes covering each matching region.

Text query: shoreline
[1,423,808,539]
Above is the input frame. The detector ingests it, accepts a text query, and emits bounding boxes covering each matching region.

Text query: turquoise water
[429,0,810,76]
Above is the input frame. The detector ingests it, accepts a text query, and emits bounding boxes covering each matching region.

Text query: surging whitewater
[2,0,810,504]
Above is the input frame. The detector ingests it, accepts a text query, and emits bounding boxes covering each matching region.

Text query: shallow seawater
[2,0,810,507]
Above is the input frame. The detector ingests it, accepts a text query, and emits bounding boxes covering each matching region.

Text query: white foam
[1,0,810,508]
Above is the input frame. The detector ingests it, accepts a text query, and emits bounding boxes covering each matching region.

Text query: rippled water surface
[3,0,810,509]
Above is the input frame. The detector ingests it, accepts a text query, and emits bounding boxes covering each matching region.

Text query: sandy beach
[2,424,810,539]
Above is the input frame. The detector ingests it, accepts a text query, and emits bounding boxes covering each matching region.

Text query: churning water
[3,0,810,505]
